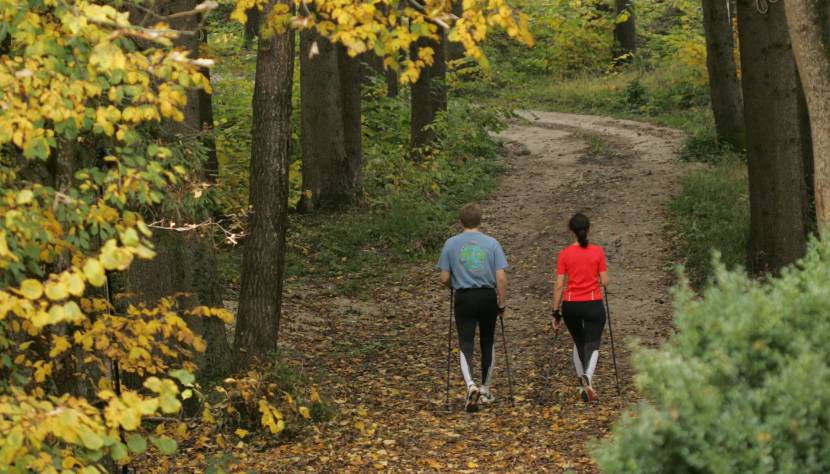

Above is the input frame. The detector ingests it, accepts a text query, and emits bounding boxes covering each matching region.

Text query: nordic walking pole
[499,313,516,407]
[547,326,560,393]
[445,289,454,411]
[602,287,622,397]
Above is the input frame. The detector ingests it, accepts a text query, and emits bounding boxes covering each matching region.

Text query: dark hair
[459,203,482,229]
[569,213,590,248]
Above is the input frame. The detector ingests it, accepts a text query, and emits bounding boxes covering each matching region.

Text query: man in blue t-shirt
[438,203,508,412]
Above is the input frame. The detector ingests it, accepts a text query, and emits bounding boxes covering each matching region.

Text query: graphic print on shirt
[459,241,487,273]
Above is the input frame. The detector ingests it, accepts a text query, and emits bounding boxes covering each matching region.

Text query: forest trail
[269,112,687,472]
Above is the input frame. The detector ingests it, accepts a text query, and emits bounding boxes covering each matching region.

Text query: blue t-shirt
[437,231,508,289]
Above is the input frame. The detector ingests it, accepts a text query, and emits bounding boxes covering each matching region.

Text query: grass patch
[668,156,749,286]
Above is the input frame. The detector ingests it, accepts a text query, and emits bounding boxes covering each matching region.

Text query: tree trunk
[736,0,811,274]
[797,72,816,236]
[200,33,219,182]
[410,35,445,158]
[431,31,448,115]
[298,31,357,211]
[447,1,465,62]
[234,2,294,367]
[784,0,830,233]
[338,45,363,197]
[614,0,637,58]
[386,66,399,98]
[243,7,261,50]
[110,0,234,385]
[701,0,744,147]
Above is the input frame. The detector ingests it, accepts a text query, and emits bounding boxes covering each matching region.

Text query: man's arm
[599,271,609,288]
[496,269,507,311]
[440,271,452,288]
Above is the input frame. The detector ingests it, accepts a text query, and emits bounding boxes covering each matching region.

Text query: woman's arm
[551,274,566,329]
[600,271,609,288]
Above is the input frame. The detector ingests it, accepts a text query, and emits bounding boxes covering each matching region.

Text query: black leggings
[562,300,606,377]
[454,288,498,388]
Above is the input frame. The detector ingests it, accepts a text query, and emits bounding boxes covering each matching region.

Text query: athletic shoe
[579,388,589,403]
[465,385,480,412]
[581,375,598,402]
[479,389,496,405]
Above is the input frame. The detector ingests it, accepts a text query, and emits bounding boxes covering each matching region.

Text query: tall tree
[410,32,447,157]
[122,0,232,380]
[243,7,261,49]
[298,32,362,211]
[338,45,363,194]
[613,0,637,58]
[701,0,744,146]
[234,0,295,366]
[736,0,811,274]
[784,0,830,233]
[447,1,465,62]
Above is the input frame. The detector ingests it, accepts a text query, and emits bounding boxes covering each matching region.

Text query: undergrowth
[209,21,507,297]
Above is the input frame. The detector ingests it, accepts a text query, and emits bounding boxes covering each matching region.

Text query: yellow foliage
[0,1,232,470]
[230,0,533,82]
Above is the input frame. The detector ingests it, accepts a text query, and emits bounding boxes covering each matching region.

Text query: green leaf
[23,136,50,160]
[169,369,195,386]
[150,436,177,455]
[79,428,103,450]
[110,441,128,461]
[126,434,146,454]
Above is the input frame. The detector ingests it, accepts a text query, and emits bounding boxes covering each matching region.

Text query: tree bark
[431,31,448,115]
[200,33,219,182]
[410,34,446,158]
[797,72,816,236]
[338,45,364,197]
[736,0,811,274]
[234,1,294,367]
[614,0,637,58]
[701,0,744,146]
[784,0,830,233]
[298,31,358,211]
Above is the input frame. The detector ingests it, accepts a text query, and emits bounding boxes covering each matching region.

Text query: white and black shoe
[465,385,480,412]
[581,375,598,402]
[479,387,496,405]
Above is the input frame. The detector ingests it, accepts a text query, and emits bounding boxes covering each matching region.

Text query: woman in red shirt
[551,213,610,402]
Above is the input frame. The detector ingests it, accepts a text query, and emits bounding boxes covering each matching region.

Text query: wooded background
[2,0,830,471]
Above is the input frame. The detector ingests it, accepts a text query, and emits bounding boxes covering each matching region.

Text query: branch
[406,0,451,30]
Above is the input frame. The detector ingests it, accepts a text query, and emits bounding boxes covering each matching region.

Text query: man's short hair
[459,203,482,229]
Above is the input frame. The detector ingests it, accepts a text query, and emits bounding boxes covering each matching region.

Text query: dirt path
[267,111,686,472]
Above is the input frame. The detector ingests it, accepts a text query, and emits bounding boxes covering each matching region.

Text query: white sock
[460,352,474,389]
[585,350,599,381]
[572,344,584,377]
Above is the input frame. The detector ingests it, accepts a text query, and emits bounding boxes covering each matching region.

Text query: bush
[595,241,830,473]
[624,77,648,109]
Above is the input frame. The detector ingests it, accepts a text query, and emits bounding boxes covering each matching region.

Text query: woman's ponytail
[569,213,591,248]
[575,229,589,248]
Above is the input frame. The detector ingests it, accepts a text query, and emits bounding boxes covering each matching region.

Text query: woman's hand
[551,308,562,331]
